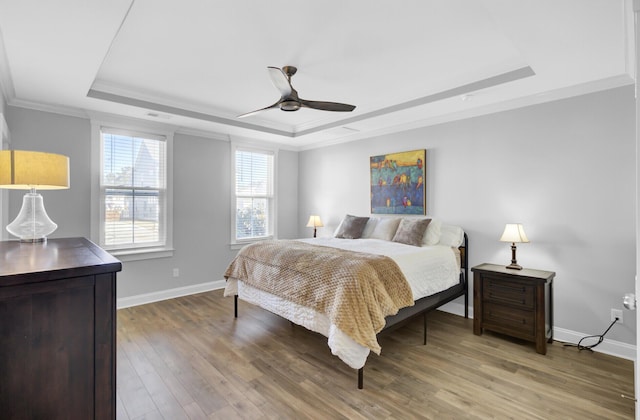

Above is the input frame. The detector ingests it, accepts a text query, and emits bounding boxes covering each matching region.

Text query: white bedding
[224,238,461,369]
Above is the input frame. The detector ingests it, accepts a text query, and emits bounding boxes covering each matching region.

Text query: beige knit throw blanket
[224,240,414,354]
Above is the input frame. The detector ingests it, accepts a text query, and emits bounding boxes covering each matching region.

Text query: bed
[224,216,468,388]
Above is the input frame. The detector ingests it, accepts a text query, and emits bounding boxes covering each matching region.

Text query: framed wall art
[370,149,426,215]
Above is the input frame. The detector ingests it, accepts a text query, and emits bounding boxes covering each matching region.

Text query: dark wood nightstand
[472,263,555,354]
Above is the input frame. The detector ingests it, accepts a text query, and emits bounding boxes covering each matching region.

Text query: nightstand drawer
[483,303,535,337]
[483,277,534,309]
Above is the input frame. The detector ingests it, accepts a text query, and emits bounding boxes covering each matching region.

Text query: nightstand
[472,263,555,354]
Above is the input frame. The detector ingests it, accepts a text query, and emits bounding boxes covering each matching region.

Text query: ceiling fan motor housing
[280,100,301,111]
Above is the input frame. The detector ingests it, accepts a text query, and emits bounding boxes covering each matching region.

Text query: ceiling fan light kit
[238,65,356,118]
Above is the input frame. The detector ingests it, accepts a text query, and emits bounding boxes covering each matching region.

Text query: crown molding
[297,74,635,151]
[9,97,89,119]
[5,72,633,153]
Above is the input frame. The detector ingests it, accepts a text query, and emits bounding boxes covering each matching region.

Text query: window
[232,145,276,245]
[92,122,173,260]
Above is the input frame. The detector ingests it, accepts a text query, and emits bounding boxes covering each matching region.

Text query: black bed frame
[233,233,469,389]
[358,232,469,388]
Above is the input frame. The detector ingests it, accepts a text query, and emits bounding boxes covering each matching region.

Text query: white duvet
[224,238,460,369]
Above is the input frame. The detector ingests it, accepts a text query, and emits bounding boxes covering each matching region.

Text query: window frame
[230,142,277,249]
[0,113,9,241]
[91,118,174,261]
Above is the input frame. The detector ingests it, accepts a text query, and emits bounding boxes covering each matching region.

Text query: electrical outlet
[173,268,180,278]
[611,308,623,324]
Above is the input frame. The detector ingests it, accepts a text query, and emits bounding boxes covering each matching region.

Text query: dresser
[0,237,122,419]
[472,263,555,354]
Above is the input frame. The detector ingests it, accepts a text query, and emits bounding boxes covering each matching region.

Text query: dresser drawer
[483,277,535,309]
[483,303,535,338]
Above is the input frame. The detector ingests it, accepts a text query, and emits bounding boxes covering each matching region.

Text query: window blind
[101,129,167,249]
[235,149,273,240]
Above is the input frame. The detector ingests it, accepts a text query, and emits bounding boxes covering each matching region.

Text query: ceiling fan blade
[237,100,281,118]
[299,99,356,112]
[267,66,292,98]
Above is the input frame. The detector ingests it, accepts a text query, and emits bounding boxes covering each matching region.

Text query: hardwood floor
[116,290,634,419]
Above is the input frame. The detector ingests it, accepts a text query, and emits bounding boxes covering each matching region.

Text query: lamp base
[505,242,523,270]
[18,237,47,244]
[6,192,58,242]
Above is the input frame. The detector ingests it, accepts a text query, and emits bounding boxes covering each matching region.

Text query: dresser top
[0,237,122,286]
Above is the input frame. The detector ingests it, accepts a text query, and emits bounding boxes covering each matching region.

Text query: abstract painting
[370,149,426,215]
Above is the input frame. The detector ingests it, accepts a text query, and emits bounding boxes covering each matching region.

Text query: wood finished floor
[116,290,634,419]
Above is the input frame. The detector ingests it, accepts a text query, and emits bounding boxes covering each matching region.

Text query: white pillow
[361,217,379,238]
[422,217,442,246]
[369,217,401,241]
[438,224,465,247]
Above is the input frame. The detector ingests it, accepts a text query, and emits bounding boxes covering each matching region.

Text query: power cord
[563,317,619,352]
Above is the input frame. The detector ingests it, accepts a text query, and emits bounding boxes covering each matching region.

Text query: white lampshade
[306,215,324,228]
[500,223,529,243]
[0,150,70,242]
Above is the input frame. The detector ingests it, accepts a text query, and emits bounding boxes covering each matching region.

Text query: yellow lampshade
[499,223,529,243]
[306,215,323,228]
[0,150,69,190]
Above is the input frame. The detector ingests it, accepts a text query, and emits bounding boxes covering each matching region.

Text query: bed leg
[423,312,428,345]
[234,295,238,318]
[358,368,364,389]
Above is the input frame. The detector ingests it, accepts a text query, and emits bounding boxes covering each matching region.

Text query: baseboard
[552,327,636,361]
[117,280,226,309]
[118,283,636,361]
[437,304,636,361]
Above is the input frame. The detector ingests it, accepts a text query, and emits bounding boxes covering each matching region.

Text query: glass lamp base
[6,192,58,242]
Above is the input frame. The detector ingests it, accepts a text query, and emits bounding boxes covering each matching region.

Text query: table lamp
[306,215,323,238]
[0,150,70,242]
[499,223,529,270]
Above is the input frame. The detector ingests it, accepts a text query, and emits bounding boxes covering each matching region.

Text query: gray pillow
[335,215,370,239]
[392,218,432,247]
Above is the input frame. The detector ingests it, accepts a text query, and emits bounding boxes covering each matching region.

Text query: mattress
[224,238,461,369]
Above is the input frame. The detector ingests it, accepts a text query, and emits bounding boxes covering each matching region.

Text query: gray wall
[5,85,636,346]
[4,107,299,299]
[298,86,636,346]
[5,108,91,239]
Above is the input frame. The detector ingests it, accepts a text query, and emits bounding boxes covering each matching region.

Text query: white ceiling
[0,0,634,149]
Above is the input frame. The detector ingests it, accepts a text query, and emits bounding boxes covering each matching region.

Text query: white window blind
[100,128,167,250]
[234,149,274,241]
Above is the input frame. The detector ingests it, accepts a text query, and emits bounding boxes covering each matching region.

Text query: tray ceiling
[0,0,633,149]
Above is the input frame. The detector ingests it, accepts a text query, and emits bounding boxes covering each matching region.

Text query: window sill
[229,236,274,251]
[108,247,174,262]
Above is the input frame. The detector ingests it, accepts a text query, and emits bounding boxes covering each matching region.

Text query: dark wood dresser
[0,237,122,419]
[472,263,555,354]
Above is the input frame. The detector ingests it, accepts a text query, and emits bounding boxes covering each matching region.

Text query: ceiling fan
[238,66,356,118]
